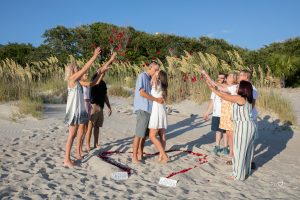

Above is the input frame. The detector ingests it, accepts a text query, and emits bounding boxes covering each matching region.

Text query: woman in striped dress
[205,79,256,180]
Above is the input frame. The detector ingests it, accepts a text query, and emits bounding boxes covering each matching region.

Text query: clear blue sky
[1,0,299,50]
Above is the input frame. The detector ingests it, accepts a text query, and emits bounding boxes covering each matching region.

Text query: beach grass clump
[108,85,131,97]
[18,97,44,119]
[257,88,297,125]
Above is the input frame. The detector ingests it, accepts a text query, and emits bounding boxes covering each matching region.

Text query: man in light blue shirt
[132,61,164,164]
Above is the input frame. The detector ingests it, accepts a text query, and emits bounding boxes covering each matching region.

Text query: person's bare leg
[85,121,93,152]
[64,125,78,167]
[76,124,85,159]
[132,136,141,164]
[80,124,87,153]
[216,131,221,146]
[149,129,168,163]
[223,132,228,149]
[138,138,145,160]
[93,127,100,148]
[228,130,234,157]
[158,129,166,161]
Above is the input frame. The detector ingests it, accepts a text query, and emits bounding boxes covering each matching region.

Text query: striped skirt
[232,120,256,180]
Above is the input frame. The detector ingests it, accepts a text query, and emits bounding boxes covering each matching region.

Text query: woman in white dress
[148,70,169,163]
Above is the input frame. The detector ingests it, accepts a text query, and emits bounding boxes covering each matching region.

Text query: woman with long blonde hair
[64,48,116,167]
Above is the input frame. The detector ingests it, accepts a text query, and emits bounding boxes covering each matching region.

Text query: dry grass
[0,57,65,102]
[1,51,296,122]
[108,85,131,97]
[18,97,44,119]
[256,88,297,125]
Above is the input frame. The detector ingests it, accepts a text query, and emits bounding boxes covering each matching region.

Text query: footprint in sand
[28,133,37,139]
[47,183,57,190]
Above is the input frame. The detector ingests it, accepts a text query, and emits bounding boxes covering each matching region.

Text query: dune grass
[17,97,44,119]
[108,85,131,97]
[256,88,297,125]
[1,52,297,123]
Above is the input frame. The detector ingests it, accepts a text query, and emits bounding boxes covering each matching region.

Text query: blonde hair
[65,63,78,81]
[228,71,238,84]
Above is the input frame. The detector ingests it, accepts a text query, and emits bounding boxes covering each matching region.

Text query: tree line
[0,22,299,87]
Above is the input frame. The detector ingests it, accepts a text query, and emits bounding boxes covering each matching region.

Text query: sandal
[226,160,232,165]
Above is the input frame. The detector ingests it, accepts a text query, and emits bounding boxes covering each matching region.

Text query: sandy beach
[1,95,300,199]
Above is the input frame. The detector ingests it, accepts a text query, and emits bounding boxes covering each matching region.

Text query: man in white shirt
[204,73,226,155]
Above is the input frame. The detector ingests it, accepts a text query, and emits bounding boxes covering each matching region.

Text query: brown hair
[158,70,168,100]
[240,69,252,80]
[228,72,238,84]
[238,80,253,104]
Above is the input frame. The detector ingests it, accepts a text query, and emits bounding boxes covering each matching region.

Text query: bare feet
[228,176,235,180]
[63,160,75,168]
[85,147,90,153]
[132,158,141,164]
[159,156,169,164]
[157,154,162,162]
[137,153,143,161]
[94,144,101,149]
[226,160,232,165]
[76,154,83,160]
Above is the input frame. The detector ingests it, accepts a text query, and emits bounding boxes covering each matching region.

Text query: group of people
[63,47,258,181]
[63,48,116,167]
[63,48,170,169]
[202,70,258,180]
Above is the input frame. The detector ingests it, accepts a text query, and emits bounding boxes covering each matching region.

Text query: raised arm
[80,73,104,87]
[97,52,117,74]
[70,47,101,82]
[200,70,230,93]
[205,80,242,104]
[79,52,117,87]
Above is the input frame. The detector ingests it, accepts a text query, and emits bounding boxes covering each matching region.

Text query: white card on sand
[111,172,128,181]
[159,177,177,187]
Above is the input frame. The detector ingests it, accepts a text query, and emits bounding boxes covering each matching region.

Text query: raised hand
[98,52,118,74]
[93,47,102,57]
[109,52,117,62]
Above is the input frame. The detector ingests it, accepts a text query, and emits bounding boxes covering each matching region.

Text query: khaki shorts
[90,104,104,128]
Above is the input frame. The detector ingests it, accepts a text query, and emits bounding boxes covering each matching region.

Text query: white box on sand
[159,177,177,187]
[111,172,128,181]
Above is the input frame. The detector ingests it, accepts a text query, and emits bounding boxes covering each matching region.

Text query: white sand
[1,95,300,199]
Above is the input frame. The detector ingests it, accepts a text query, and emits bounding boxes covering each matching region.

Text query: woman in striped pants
[205,79,256,180]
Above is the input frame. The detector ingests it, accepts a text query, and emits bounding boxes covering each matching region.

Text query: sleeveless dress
[148,83,168,129]
[65,81,89,125]
[232,101,257,180]
[219,100,233,131]
[220,85,238,131]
